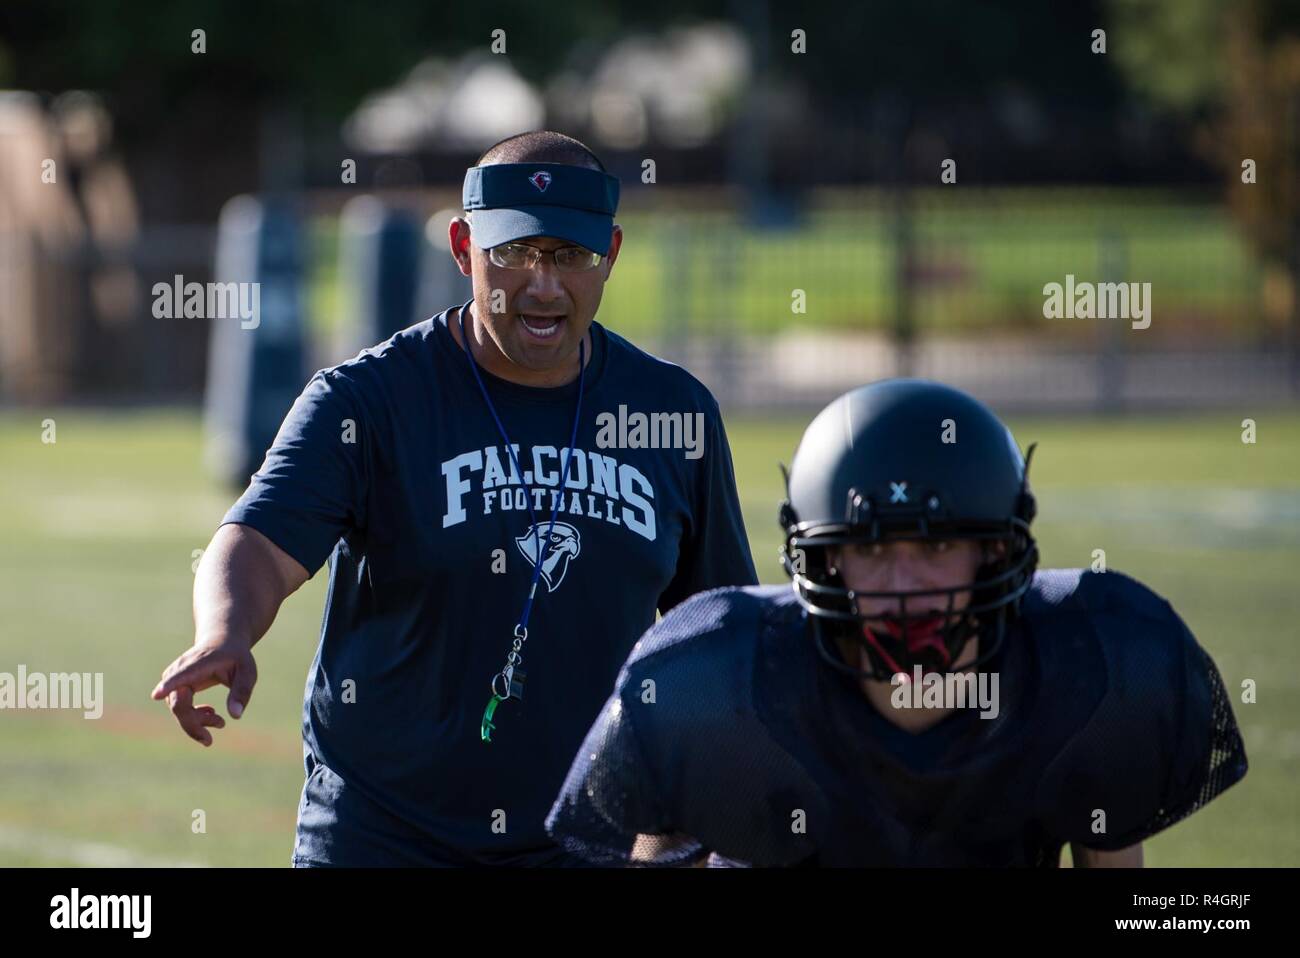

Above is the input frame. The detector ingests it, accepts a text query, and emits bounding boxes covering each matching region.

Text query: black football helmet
[779,379,1038,681]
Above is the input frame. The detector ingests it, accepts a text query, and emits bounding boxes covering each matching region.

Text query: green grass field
[1,408,1296,866]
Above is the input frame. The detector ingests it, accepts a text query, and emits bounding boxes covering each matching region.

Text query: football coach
[151,130,758,866]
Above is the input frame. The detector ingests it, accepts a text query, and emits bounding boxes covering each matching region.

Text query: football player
[546,379,1248,866]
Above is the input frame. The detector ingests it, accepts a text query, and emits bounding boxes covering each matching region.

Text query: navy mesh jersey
[546,569,1248,866]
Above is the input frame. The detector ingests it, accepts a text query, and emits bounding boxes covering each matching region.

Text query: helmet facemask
[781,501,1038,684]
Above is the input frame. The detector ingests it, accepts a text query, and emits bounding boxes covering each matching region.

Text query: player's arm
[1071,841,1144,868]
[630,834,710,867]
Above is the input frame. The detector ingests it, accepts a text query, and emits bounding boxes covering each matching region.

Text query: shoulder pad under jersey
[1028,569,1247,850]
[547,585,827,866]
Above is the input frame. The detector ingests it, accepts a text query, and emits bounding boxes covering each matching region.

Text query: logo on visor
[529,171,553,192]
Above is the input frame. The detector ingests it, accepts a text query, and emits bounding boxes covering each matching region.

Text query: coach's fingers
[226,657,257,719]
[167,685,192,720]
[153,653,199,699]
[194,705,226,731]
[151,651,231,701]
[158,644,209,681]
[168,686,213,747]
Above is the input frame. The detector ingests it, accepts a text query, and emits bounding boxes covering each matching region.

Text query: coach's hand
[151,523,308,746]
[151,638,258,747]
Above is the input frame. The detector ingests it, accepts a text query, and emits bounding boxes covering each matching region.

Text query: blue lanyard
[457,306,586,742]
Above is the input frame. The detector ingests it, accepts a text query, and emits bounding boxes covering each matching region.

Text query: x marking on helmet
[889,481,909,503]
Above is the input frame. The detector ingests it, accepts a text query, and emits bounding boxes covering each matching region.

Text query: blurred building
[0,91,139,402]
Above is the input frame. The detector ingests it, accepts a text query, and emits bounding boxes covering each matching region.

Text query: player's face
[452,219,623,383]
[829,538,988,620]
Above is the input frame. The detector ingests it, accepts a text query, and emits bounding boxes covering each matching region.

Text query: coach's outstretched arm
[151,367,365,745]
[151,523,309,745]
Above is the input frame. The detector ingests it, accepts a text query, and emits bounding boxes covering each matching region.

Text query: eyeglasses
[487,242,603,272]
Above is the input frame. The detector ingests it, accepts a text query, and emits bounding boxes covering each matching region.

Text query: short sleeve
[220,370,368,576]
[657,401,759,614]
[546,687,704,867]
[1036,600,1248,851]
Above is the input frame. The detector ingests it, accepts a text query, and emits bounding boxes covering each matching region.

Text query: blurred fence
[3,186,1297,413]
[602,187,1297,412]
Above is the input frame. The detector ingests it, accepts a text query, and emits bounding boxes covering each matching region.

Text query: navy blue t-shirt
[222,301,758,865]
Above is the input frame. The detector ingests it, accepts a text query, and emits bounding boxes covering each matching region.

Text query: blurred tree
[0,0,714,123]
[0,0,725,214]
[1110,0,1300,352]
[0,0,1126,150]
[1108,0,1228,110]
[0,0,1211,206]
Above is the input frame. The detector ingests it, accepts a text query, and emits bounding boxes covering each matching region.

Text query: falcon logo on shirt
[529,170,552,192]
[515,521,581,592]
